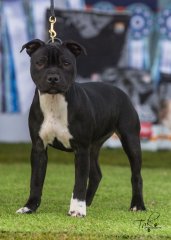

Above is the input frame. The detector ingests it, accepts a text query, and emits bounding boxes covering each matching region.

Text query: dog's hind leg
[118,123,146,211]
[86,144,102,206]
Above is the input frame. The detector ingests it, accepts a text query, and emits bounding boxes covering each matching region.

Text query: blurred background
[1,0,171,151]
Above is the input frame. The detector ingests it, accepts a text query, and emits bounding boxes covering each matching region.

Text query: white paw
[16,207,32,214]
[130,206,138,211]
[68,194,86,217]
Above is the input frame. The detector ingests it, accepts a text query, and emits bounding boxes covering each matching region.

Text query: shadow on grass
[0,143,171,169]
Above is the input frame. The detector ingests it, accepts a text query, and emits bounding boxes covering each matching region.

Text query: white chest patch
[39,92,73,148]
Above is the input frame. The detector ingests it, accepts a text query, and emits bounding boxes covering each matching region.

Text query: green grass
[0,144,171,239]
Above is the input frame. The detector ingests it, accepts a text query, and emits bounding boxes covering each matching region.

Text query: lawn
[0,144,171,239]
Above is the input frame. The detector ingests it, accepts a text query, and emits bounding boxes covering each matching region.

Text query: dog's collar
[46,38,63,45]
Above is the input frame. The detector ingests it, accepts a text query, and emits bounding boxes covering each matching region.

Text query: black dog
[16,39,145,217]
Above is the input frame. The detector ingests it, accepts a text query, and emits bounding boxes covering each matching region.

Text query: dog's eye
[36,57,47,68]
[63,61,71,67]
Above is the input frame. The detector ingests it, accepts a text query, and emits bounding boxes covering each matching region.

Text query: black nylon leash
[50,0,55,17]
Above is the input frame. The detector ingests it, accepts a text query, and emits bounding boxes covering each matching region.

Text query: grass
[0,144,171,239]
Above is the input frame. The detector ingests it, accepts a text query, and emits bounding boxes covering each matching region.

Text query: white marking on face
[68,193,86,217]
[39,92,73,148]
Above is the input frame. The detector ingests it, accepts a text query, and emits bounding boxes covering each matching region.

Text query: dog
[16,39,145,217]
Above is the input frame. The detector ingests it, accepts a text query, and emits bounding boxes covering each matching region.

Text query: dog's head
[21,39,86,94]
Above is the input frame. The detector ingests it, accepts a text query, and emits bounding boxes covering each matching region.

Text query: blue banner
[152,7,171,84]
[0,2,19,112]
[0,0,35,113]
[126,3,154,70]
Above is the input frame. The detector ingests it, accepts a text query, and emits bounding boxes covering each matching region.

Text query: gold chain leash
[49,16,57,43]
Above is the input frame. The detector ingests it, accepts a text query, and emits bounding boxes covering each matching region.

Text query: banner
[0,0,34,113]
[126,4,153,70]
[85,0,157,11]
[48,9,130,78]
[152,7,171,83]
[2,0,171,150]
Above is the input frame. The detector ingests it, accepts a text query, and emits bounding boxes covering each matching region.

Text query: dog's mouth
[38,86,68,95]
[46,89,62,94]
[35,79,71,94]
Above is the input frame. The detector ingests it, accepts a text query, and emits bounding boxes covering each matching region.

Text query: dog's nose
[47,75,60,84]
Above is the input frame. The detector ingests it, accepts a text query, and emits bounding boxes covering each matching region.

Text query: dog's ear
[62,40,87,57]
[20,39,45,56]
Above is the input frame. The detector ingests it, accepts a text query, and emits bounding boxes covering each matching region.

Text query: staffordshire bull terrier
[16,39,145,217]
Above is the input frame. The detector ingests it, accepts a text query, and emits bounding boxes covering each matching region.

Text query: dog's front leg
[16,139,47,214]
[68,147,90,217]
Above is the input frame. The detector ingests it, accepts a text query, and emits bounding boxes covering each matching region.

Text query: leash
[48,0,63,44]
[50,0,55,17]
